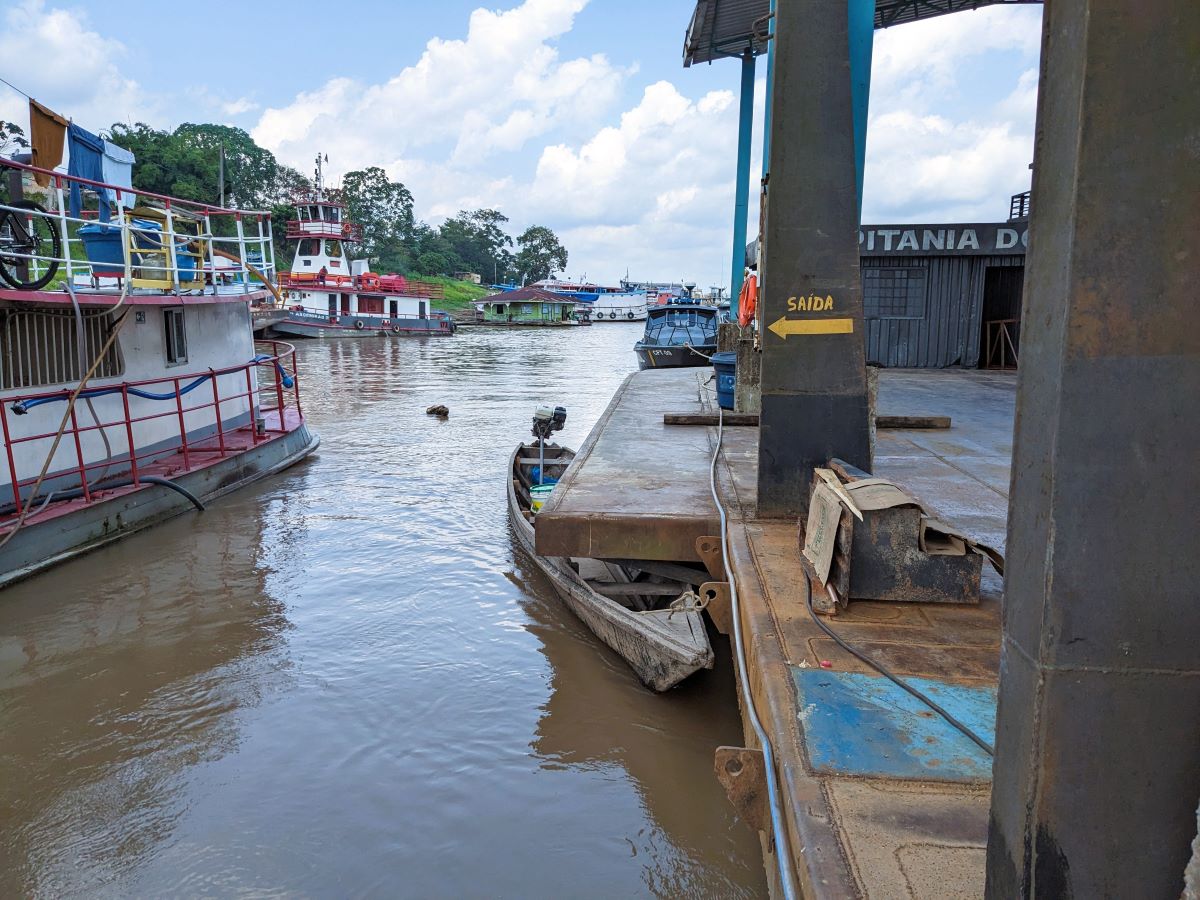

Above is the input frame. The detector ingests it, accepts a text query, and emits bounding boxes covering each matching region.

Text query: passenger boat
[589,291,647,322]
[272,155,454,339]
[508,441,713,691]
[0,155,319,588]
[633,302,721,369]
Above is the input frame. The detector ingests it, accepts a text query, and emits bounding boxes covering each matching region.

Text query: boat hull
[634,343,715,370]
[272,313,453,338]
[590,308,647,323]
[0,421,319,589]
[508,443,713,691]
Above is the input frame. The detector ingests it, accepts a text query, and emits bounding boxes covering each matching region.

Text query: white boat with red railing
[0,156,319,588]
[271,154,454,339]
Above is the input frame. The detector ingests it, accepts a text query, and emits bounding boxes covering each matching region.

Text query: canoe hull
[508,443,713,691]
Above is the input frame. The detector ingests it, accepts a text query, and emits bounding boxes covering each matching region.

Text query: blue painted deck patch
[792,669,996,782]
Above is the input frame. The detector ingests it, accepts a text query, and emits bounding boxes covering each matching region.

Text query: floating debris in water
[426,404,450,418]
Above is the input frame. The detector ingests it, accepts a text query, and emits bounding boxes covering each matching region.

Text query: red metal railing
[285,219,363,242]
[277,271,445,298]
[0,340,303,520]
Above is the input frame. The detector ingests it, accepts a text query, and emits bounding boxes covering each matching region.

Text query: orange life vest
[738,272,758,328]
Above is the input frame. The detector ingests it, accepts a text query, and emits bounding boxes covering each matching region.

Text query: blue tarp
[67,123,107,223]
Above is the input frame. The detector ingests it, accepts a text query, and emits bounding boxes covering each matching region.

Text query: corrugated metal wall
[862,254,1024,367]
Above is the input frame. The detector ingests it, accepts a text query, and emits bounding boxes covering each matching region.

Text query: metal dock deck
[537,366,1015,897]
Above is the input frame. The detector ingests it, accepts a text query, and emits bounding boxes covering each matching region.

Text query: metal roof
[683,0,1043,66]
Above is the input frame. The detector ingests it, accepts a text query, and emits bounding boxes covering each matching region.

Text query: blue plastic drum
[711,351,737,410]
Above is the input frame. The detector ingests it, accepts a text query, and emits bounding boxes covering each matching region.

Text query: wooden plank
[663,412,760,426]
[664,412,952,429]
[875,415,951,429]
[586,581,685,598]
[602,558,710,585]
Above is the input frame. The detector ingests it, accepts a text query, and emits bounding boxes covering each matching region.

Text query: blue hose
[10,356,293,415]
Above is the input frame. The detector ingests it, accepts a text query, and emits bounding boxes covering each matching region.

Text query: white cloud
[861,5,1043,224]
[0,0,1044,289]
[420,80,742,287]
[0,0,156,132]
[252,0,628,177]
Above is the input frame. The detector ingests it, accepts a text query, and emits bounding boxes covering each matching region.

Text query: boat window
[325,240,342,257]
[164,308,187,365]
[642,309,717,347]
[0,307,124,389]
[297,238,320,257]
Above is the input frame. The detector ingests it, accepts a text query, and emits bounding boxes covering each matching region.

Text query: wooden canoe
[508,442,714,691]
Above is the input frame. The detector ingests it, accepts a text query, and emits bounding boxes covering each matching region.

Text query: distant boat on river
[271,154,454,339]
[633,302,722,369]
[471,287,587,326]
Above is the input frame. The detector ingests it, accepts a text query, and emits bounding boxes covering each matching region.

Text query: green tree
[333,167,414,270]
[514,225,568,283]
[0,121,28,157]
[109,122,299,210]
[0,121,28,203]
[439,208,513,282]
[173,123,282,210]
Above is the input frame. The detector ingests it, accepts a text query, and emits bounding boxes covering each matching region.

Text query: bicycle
[0,199,62,291]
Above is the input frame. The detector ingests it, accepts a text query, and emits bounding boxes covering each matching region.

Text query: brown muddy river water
[0,324,765,897]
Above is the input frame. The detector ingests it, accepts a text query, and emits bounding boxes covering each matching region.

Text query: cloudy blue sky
[0,0,1043,288]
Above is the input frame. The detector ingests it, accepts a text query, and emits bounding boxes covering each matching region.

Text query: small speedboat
[633,302,720,370]
[508,441,714,691]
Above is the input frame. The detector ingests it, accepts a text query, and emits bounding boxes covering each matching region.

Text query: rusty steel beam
[986,1,1200,896]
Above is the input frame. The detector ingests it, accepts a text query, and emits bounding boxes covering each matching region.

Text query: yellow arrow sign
[768,316,855,339]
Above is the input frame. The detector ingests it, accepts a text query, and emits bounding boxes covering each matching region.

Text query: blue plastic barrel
[78,222,125,276]
[712,351,737,410]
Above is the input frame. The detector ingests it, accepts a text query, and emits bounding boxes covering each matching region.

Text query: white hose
[708,403,798,899]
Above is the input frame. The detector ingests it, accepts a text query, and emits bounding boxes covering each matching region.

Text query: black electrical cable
[806,583,995,757]
[0,474,204,521]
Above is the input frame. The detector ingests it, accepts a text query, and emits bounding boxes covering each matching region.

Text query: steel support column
[986,1,1200,896]
[756,0,870,518]
[847,0,875,218]
[730,49,756,311]
[761,0,777,178]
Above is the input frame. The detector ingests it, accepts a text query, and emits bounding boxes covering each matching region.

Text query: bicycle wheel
[0,200,62,291]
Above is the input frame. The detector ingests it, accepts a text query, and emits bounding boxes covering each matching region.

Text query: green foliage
[94,120,569,287]
[515,225,568,283]
[438,209,514,282]
[0,120,29,157]
[424,275,491,311]
[331,166,414,271]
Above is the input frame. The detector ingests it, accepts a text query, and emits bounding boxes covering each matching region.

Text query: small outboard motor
[531,405,567,486]
[531,404,567,443]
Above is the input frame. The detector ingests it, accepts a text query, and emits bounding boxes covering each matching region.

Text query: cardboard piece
[802,482,843,584]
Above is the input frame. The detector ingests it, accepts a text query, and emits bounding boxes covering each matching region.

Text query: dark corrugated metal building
[859,221,1027,368]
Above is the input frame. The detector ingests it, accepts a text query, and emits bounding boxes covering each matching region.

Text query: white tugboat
[273,155,454,338]
[0,154,318,587]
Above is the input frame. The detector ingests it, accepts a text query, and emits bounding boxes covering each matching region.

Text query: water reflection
[511,538,763,897]
[0,498,290,896]
[0,326,766,897]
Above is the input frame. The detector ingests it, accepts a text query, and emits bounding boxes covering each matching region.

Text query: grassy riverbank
[427,276,492,312]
